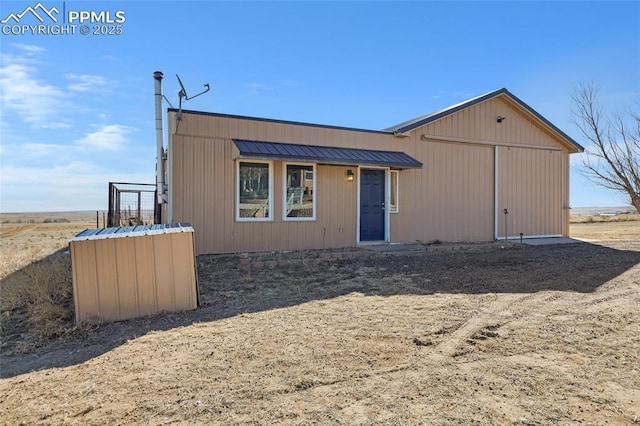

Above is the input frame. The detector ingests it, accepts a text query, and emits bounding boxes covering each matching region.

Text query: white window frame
[283,162,316,221]
[236,160,274,222]
[390,170,399,214]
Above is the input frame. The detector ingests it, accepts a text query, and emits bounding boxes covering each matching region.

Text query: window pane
[239,162,270,218]
[286,165,314,218]
[390,171,398,213]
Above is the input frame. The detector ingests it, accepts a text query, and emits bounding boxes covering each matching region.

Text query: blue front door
[360,169,385,241]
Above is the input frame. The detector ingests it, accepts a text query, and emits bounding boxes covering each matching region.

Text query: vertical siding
[114,237,138,318]
[497,146,562,237]
[171,132,358,254]
[153,234,176,312]
[170,233,198,310]
[562,151,570,236]
[425,97,566,149]
[134,235,158,317]
[71,240,99,321]
[391,141,494,242]
[169,98,573,253]
[70,232,197,323]
[94,239,119,320]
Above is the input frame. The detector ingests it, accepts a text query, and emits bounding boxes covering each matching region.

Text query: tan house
[163,88,583,255]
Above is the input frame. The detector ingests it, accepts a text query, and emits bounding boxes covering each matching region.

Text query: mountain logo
[1,3,59,24]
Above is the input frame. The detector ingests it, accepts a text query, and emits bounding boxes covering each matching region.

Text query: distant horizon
[1,205,636,215]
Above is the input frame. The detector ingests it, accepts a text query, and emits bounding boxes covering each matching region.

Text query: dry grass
[0,215,93,354]
[0,251,74,352]
[571,220,640,241]
[570,213,640,223]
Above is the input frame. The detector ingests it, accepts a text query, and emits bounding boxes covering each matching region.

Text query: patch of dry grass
[0,218,92,354]
[570,220,640,241]
[570,213,640,223]
[0,250,74,353]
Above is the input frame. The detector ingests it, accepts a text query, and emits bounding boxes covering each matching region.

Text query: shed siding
[70,229,197,323]
[133,235,158,317]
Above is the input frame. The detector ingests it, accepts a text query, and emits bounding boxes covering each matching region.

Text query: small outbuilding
[162,88,583,255]
[69,223,198,323]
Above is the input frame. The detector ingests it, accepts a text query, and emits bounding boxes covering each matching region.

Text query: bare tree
[571,82,640,212]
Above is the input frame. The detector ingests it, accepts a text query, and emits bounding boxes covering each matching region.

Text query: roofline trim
[168,108,393,135]
[386,88,584,152]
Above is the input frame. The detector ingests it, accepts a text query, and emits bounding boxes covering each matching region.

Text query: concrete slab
[522,237,583,246]
[360,243,423,252]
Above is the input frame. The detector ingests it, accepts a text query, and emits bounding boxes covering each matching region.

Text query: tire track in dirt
[437,282,637,359]
[435,292,572,358]
[0,225,39,238]
[459,353,640,423]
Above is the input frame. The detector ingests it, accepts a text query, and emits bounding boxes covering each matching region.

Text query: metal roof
[385,88,584,152]
[233,139,423,169]
[69,223,194,242]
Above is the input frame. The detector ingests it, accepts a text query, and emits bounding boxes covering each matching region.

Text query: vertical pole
[96,210,99,228]
[154,72,166,218]
[503,208,509,242]
[107,182,113,227]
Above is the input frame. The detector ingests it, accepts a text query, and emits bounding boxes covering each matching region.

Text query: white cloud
[0,51,70,128]
[243,82,272,96]
[12,43,46,55]
[64,73,108,92]
[0,141,69,161]
[74,124,137,151]
[246,82,270,89]
[280,79,299,87]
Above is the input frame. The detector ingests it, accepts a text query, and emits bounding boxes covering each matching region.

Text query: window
[237,161,272,221]
[284,163,315,220]
[390,170,399,213]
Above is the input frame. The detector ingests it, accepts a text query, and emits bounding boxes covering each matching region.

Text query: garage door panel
[497,146,562,238]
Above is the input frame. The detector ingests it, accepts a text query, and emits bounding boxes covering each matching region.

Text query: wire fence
[108,182,157,227]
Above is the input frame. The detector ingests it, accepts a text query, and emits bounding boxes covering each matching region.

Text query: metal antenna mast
[176,74,210,113]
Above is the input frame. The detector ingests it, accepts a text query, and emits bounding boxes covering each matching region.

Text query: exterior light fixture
[346,170,355,182]
[497,116,506,123]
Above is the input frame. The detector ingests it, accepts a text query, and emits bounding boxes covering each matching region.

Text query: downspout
[494,146,499,240]
[154,71,167,222]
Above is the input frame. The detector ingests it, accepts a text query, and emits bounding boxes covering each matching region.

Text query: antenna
[176,74,210,112]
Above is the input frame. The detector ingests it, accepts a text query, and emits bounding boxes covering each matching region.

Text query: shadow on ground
[2,240,639,378]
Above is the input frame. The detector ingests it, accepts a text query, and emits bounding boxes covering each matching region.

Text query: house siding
[168,92,574,255]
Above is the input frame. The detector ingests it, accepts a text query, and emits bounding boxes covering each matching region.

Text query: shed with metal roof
[69,223,198,323]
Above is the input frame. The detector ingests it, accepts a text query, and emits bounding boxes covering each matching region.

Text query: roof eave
[386,88,584,153]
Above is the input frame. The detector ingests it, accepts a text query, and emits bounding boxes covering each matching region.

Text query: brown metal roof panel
[233,139,422,169]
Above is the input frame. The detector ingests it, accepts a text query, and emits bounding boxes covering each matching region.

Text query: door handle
[381,202,385,210]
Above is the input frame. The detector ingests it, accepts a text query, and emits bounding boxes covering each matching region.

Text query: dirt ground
[0,220,639,424]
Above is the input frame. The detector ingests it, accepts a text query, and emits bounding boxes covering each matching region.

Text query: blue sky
[1,1,638,212]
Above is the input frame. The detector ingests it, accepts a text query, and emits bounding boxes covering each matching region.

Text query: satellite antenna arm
[176,74,211,114]
[186,82,210,100]
[176,74,211,100]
